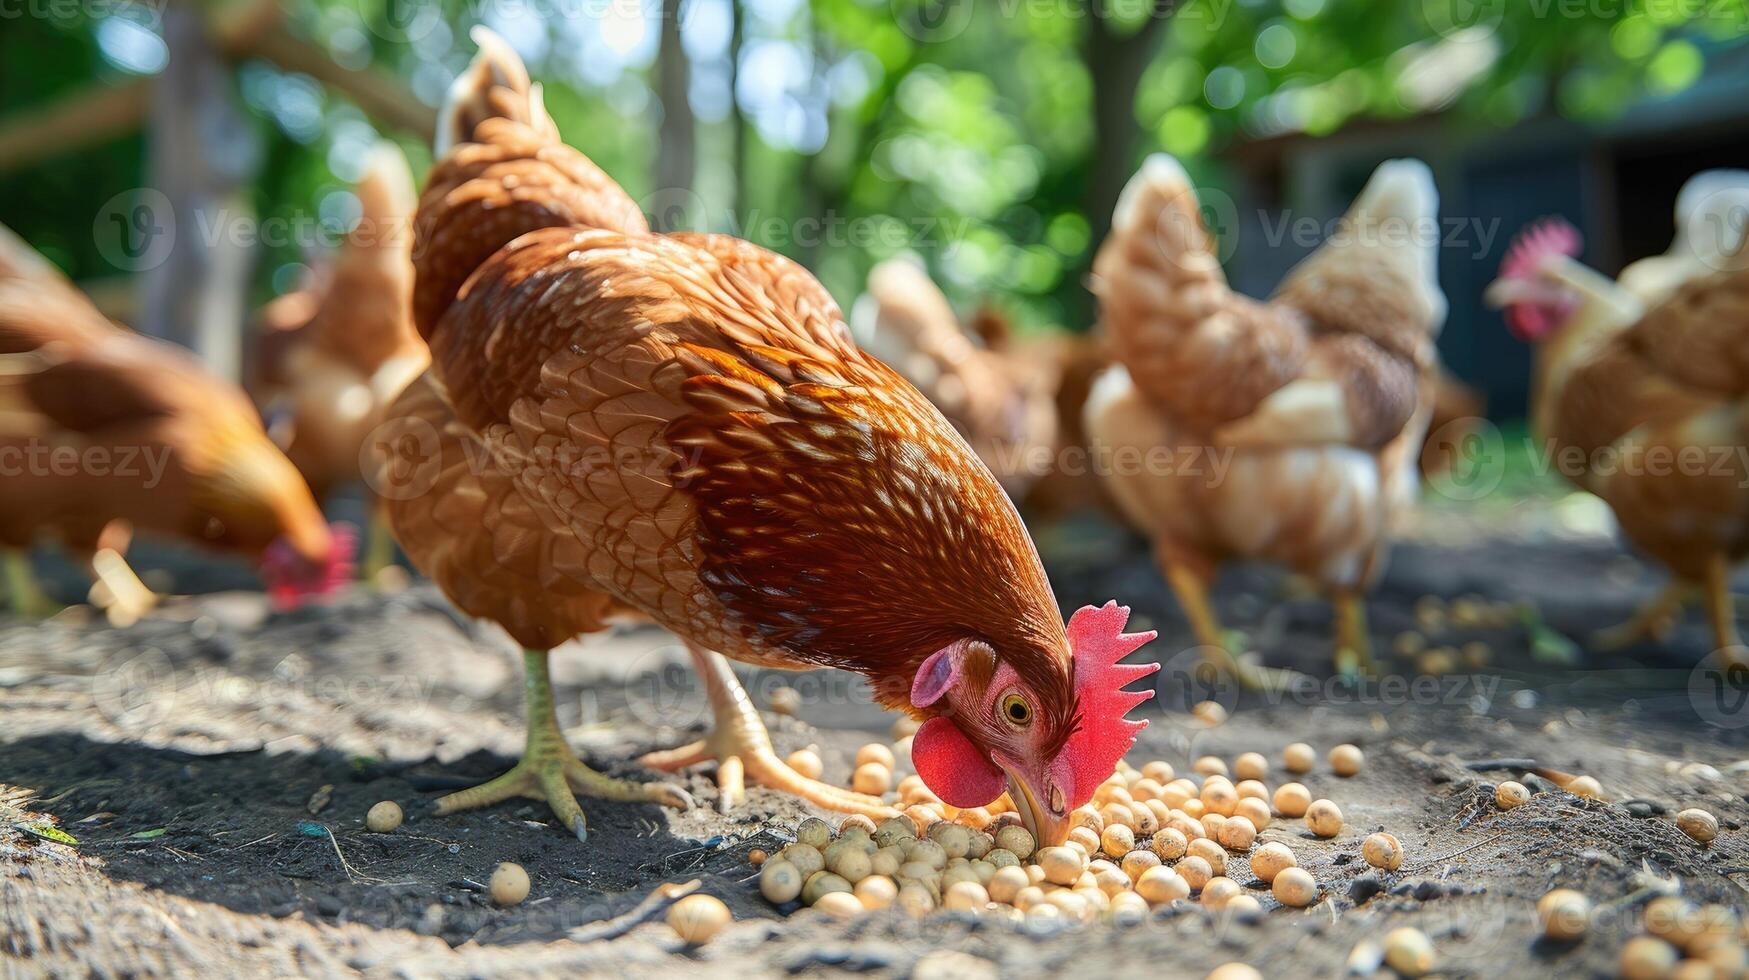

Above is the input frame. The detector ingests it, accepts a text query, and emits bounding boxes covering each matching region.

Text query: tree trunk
[727,0,746,221]
[137,5,259,379]
[655,0,695,227]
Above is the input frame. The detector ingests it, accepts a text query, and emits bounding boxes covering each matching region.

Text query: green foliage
[0,0,1742,330]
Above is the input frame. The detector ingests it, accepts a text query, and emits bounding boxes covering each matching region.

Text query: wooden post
[655,0,696,226]
[136,4,260,379]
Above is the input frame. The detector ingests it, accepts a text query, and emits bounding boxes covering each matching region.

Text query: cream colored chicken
[1086,156,1446,685]
[851,255,1058,498]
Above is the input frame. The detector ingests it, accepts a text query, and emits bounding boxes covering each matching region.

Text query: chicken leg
[1162,559,1305,693]
[435,649,693,842]
[1703,555,1747,668]
[361,500,398,583]
[1593,581,1690,651]
[639,644,899,820]
[3,551,58,618]
[1333,590,1375,678]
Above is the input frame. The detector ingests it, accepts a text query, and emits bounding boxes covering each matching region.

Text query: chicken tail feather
[436,27,557,156]
[1093,154,1309,431]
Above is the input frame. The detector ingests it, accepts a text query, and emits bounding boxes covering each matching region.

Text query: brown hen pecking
[0,224,349,624]
[371,30,1157,845]
[1087,155,1446,687]
[249,141,429,576]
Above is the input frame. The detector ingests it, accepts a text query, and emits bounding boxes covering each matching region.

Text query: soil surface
[2,504,1747,978]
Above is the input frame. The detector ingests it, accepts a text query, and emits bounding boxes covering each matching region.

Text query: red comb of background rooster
[1501,216,1581,282]
[1498,217,1582,342]
[264,521,358,611]
[1062,601,1158,806]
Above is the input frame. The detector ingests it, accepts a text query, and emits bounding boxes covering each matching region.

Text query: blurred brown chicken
[851,256,1058,499]
[249,141,428,574]
[1087,156,1446,685]
[1488,204,1749,662]
[371,30,1157,847]
[0,224,349,623]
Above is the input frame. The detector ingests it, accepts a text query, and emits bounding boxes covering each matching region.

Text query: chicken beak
[1001,764,1071,847]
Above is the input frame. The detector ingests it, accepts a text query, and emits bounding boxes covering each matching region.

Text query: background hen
[373,30,1155,846]
[1086,155,1446,686]
[248,141,429,576]
[1487,200,1749,662]
[0,224,350,623]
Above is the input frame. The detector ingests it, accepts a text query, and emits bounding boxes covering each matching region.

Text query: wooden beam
[0,79,151,176]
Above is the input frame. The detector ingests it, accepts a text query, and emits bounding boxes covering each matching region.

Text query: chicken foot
[87,548,158,628]
[361,500,398,584]
[1592,582,1690,651]
[3,551,59,618]
[434,649,694,842]
[1163,560,1307,693]
[1704,555,1747,668]
[639,644,900,821]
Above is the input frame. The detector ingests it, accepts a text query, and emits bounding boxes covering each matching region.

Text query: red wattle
[911,716,1005,808]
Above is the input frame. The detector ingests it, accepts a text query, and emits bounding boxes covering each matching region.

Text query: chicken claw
[88,548,158,628]
[1164,561,1308,693]
[1592,581,1690,651]
[639,645,900,821]
[435,650,693,842]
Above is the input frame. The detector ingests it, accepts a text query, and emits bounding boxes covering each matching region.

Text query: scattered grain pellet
[891,715,922,740]
[1110,890,1150,921]
[1038,846,1084,886]
[1282,742,1316,773]
[490,862,530,906]
[1188,837,1227,875]
[668,894,731,943]
[852,762,892,795]
[856,742,896,771]
[768,687,802,716]
[796,816,833,850]
[1306,799,1344,838]
[993,825,1035,859]
[1152,827,1189,861]
[1235,779,1269,802]
[854,875,897,910]
[1250,842,1296,883]
[1235,796,1272,830]
[1271,866,1317,907]
[840,814,877,835]
[1538,888,1591,942]
[1217,815,1257,852]
[365,801,402,833]
[1677,808,1719,844]
[1201,876,1242,908]
[801,872,851,906]
[780,843,824,877]
[786,749,824,780]
[1273,782,1312,818]
[1622,936,1680,980]
[1135,865,1191,904]
[1496,781,1531,809]
[760,860,803,903]
[1202,780,1239,817]
[1329,744,1364,776]
[1226,894,1262,916]
[1384,927,1435,977]
[1362,832,1403,871]
[1101,824,1136,857]
[813,891,862,919]
[1205,965,1262,980]
[944,880,989,911]
[1192,701,1229,726]
[928,822,972,859]
[1176,855,1214,891]
[1121,849,1162,881]
[987,865,1029,903]
[748,848,767,866]
[1567,775,1604,799]
[1012,885,1046,911]
[1068,826,1102,855]
[1143,761,1175,783]
[1194,755,1230,777]
[1234,752,1269,781]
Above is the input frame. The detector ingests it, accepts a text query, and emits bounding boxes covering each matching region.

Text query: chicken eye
[1000,693,1032,726]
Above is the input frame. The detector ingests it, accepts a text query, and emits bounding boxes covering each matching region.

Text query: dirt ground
[2,503,1746,978]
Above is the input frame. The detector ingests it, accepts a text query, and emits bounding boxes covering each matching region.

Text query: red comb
[265,521,357,611]
[1501,217,1581,282]
[1063,601,1158,807]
